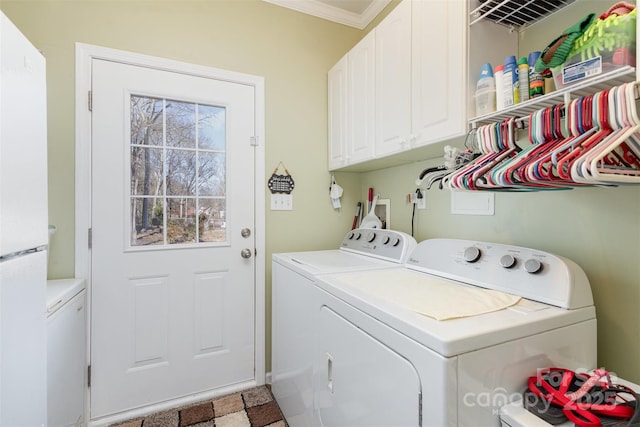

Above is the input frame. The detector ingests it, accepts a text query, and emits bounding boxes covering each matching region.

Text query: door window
[129,95,227,247]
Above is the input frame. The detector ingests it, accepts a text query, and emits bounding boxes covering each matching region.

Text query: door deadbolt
[241,248,252,259]
[241,228,251,238]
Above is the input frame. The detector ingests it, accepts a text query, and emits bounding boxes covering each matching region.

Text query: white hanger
[588,82,640,183]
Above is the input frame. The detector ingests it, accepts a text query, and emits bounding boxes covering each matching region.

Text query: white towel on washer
[343,269,521,321]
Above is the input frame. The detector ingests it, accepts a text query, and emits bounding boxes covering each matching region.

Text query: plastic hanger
[471,118,522,190]
[570,85,624,183]
[555,93,610,182]
[539,98,597,185]
[588,82,640,183]
[491,109,558,190]
[448,123,502,190]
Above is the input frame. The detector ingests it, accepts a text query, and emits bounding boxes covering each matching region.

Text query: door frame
[74,43,265,424]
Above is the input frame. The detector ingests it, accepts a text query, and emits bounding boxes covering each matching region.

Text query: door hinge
[88,228,92,249]
[88,90,92,111]
[87,365,91,388]
[250,136,258,146]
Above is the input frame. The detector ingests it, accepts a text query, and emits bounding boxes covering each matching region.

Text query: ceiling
[262,0,392,29]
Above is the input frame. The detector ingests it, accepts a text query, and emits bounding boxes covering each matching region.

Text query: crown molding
[263,0,391,29]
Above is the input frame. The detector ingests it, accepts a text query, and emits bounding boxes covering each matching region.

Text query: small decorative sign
[268,161,295,194]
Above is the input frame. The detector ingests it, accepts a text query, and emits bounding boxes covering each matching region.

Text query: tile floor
[111,385,287,427]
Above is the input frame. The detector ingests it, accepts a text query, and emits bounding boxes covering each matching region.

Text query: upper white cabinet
[374,0,412,157]
[328,0,468,171]
[412,0,467,147]
[328,55,348,170]
[349,31,376,165]
[328,31,376,171]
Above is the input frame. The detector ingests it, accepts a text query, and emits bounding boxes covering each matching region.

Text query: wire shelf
[470,66,637,127]
[469,0,577,29]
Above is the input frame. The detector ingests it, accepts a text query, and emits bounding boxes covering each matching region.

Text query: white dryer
[271,228,417,426]
[313,239,597,427]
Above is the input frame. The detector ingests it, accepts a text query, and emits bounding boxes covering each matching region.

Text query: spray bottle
[503,55,518,107]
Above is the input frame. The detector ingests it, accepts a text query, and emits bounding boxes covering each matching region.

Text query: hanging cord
[411,199,416,236]
[411,188,422,237]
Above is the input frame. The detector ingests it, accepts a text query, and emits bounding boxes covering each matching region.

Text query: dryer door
[315,306,421,426]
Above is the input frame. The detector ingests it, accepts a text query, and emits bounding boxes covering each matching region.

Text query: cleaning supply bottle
[517,57,529,102]
[494,64,505,110]
[475,63,496,116]
[528,51,545,98]
[503,55,518,107]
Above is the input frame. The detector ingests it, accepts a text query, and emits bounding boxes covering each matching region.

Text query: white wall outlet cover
[450,191,494,215]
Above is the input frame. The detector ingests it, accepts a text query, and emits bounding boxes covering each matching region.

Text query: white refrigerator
[0,10,49,427]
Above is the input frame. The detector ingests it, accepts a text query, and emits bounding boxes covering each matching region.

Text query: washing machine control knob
[500,254,517,268]
[366,231,376,242]
[352,232,361,240]
[463,246,481,263]
[524,258,543,274]
[382,236,401,246]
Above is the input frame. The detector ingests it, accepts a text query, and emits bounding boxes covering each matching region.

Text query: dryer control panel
[340,228,417,264]
[405,238,593,309]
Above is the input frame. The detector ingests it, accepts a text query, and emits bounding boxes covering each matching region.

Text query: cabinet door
[347,31,376,165]
[375,0,412,157]
[412,0,467,146]
[328,55,348,170]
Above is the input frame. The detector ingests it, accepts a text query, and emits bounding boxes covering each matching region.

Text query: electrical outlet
[271,194,293,210]
[409,192,426,209]
[414,189,426,210]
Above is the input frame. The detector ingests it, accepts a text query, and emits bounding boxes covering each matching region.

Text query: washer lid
[272,250,398,279]
[315,268,596,357]
[47,278,85,314]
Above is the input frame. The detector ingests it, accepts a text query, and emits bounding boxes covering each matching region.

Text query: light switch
[271,194,293,211]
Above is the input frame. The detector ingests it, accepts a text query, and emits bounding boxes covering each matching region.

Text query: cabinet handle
[327,353,334,394]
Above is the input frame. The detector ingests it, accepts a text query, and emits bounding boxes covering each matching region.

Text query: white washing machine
[272,228,417,426]
[313,239,597,427]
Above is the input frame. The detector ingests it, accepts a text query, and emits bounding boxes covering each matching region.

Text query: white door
[90,58,257,418]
